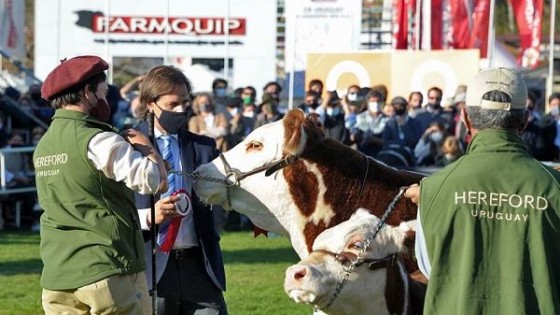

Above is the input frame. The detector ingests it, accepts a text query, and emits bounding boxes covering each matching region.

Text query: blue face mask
[326,107,341,116]
[215,88,227,98]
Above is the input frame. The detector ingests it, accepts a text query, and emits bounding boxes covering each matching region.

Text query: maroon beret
[41,55,109,101]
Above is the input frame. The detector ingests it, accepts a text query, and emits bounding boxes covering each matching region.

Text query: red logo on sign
[92,15,246,36]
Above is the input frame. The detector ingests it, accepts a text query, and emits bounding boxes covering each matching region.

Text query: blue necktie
[160,135,176,197]
[158,135,181,251]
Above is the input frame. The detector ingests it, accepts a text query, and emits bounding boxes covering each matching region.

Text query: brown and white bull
[285,209,426,315]
[193,109,422,267]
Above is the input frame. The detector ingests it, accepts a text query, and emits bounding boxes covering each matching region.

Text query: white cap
[466,68,527,110]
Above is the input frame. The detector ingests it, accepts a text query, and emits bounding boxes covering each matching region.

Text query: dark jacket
[135,121,226,291]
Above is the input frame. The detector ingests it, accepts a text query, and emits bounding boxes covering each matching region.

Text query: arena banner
[284,0,361,98]
[307,50,479,102]
[34,0,277,91]
[449,0,491,58]
[392,0,408,49]
[0,0,25,59]
[284,0,362,72]
[509,0,543,69]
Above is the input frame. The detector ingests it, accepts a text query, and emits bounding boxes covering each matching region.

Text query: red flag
[431,0,443,49]
[392,0,408,49]
[449,0,490,58]
[509,0,543,69]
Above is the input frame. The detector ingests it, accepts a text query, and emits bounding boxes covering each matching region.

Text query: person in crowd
[135,65,228,315]
[405,67,560,314]
[240,86,257,107]
[188,93,229,152]
[31,126,46,146]
[539,92,560,161]
[351,90,390,156]
[308,78,324,103]
[18,95,34,117]
[119,74,145,102]
[415,86,453,133]
[225,96,253,147]
[212,78,229,113]
[298,90,320,114]
[371,84,388,105]
[435,135,463,166]
[232,87,243,98]
[341,84,362,126]
[34,55,167,315]
[344,99,365,130]
[382,102,395,117]
[316,91,349,144]
[377,97,422,167]
[408,91,424,118]
[2,132,37,230]
[342,84,361,106]
[28,83,54,124]
[4,133,33,188]
[262,81,282,104]
[451,92,470,146]
[242,100,258,120]
[381,96,422,150]
[414,121,448,166]
[520,91,547,160]
[0,112,9,148]
[255,96,283,129]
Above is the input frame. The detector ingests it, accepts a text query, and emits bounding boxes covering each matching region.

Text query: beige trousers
[42,272,151,315]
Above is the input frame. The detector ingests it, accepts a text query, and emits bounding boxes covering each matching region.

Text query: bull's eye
[246,141,263,151]
[352,241,365,250]
[335,254,348,263]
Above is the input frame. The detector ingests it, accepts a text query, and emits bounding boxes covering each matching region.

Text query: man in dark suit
[135,66,228,315]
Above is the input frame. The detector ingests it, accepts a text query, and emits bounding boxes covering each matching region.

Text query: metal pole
[288,11,297,110]
[165,0,170,64]
[547,0,556,98]
[55,0,61,61]
[105,0,111,83]
[487,0,496,67]
[224,0,230,83]
[415,0,421,50]
[421,0,431,50]
[147,111,158,315]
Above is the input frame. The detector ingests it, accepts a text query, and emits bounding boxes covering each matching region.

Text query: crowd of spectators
[1,73,559,231]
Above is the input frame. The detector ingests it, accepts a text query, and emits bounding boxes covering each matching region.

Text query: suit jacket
[135,121,226,291]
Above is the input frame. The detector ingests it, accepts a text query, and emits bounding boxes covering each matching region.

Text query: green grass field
[0,231,312,315]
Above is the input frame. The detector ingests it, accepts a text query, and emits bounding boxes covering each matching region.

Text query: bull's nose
[287,265,309,281]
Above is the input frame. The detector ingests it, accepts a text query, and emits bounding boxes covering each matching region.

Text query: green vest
[34,109,146,290]
[420,130,560,315]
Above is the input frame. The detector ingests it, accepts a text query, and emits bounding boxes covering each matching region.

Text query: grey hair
[466,90,527,130]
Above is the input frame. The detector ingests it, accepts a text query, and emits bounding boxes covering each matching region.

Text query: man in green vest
[34,55,168,315]
[404,67,560,314]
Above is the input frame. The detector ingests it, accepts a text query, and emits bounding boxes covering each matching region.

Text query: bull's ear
[282,109,307,155]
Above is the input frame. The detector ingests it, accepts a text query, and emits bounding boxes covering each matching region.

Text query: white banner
[0,0,25,59]
[284,0,362,73]
[34,0,276,91]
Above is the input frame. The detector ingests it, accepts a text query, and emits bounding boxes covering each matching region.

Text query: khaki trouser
[42,272,151,315]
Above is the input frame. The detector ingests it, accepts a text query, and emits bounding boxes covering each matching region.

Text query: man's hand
[120,128,168,193]
[404,184,420,204]
[147,195,182,225]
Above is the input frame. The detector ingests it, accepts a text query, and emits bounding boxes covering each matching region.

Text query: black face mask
[395,108,407,116]
[156,106,191,134]
[30,92,42,101]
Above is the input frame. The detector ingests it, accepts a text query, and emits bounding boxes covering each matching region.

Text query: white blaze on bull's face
[193,117,307,237]
[284,210,408,315]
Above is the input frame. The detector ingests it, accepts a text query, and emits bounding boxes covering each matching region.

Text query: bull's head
[284,209,413,315]
[194,109,316,236]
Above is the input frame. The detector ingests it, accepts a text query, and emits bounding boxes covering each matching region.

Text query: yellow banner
[307,50,480,102]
